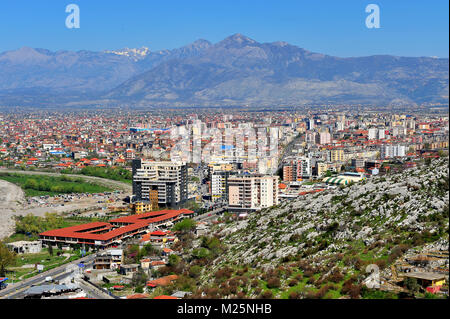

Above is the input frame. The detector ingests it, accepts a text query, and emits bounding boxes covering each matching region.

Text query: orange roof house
[146,275,178,288]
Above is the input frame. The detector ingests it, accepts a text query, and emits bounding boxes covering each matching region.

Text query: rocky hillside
[193,157,449,299]
[107,34,449,107]
[0,40,212,106]
[1,34,448,107]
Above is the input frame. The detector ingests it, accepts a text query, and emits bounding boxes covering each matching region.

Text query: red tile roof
[147,275,178,287]
[154,295,178,299]
[39,209,193,244]
[126,293,150,299]
[150,230,167,236]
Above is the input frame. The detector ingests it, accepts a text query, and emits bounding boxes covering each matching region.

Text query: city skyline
[0,1,448,304]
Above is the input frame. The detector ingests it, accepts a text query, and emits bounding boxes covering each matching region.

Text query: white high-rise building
[378,129,386,140]
[368,128,386,140]
[392,126,406,137]
[381,145,406,159]
[308,118,315,130]
[368,128,378,140]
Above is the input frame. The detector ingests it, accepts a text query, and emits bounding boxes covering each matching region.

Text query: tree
[260,290,273,299]
[437,150,447,158]
[266,277,281,289]
[131,269,148,287]
[404,277,420,293]
[192,247,211,259]
[14,214,42,235]
[173,218,196,233]
[168,254,181,267]
[0,241,16,276]
[200,236,223,257]
[44,213,64,231]
[24,178,38,190]
[124,244,140,263]
[189,265,202,278]
[140,243,158,258]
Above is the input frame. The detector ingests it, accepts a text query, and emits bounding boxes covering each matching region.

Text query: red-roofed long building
[39,209,193,249]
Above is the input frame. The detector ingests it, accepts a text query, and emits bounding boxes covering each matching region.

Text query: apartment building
[132,159,188,207]
[283,156,312,181]
[227,174,279,211]
[328,149,344,162]
[211,171,234,202]
[368,128,386,140]
[351,158,366,168]
[381,144,406,159]
[283,165,294,182]
[314,162,328,177]
[317,131,331,145]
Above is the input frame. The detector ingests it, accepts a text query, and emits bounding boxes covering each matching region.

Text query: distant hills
[0,34,448,107]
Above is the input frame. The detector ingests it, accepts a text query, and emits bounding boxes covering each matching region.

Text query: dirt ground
[0,179,29,239]
[0,177,130,240]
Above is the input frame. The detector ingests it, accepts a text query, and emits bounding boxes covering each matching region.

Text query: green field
[0,172,113,197]
[61,166,132,184]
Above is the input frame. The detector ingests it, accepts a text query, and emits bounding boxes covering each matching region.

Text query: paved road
[76,279,115,299]
[0,253,97,299]
[277,134,303,168]
[194,206,226,222]
[0,168,132,193]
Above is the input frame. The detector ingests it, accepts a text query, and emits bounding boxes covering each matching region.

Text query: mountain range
[0,34,448,107]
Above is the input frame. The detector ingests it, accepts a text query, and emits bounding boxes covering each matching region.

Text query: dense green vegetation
[173,218,197,233]
[0,172,113,196]
[0,241,16,276]
[11,213,86,240]
[61,166,132,184]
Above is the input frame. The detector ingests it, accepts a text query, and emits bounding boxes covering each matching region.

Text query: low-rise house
[94,249,123,270]
[171,291,192,299]
[140,258,152,270]
[402,272,446,290]
[150,260,167,270]
[162,248,174,256]
[7,241,42,254]
[146,275,178,288]
[119,264,139,275]
[140,256,167,270]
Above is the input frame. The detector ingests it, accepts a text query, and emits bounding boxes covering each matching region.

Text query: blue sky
[0,0,448,57]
